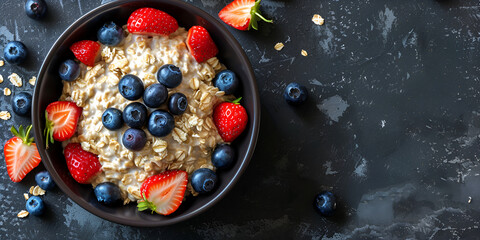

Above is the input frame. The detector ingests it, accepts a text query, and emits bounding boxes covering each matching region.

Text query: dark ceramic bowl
[32,0,260,227]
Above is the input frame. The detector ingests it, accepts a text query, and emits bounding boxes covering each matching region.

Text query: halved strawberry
[127,8,179,36]
[137,170,188,216]
[70,40,100,66]
[4,125,41,182]
[186,26,218,63]
[64,143,102,184]
[218,0,272,31]
[44,101,82,148]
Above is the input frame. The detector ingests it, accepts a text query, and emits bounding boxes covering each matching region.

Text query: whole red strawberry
[213,98,248,142]
[64,143,102,184]
[137,170,188,215]
[186,26,218,63]
[127,8,178,36]
[4,125,41,182]
[70,40,100,66]
[219,0,272,31]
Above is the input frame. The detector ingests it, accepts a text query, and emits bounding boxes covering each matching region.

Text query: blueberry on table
[314,191,336,216]
[284,82,308,104]
[97,21,124,46]
[147,110,175,137]
[3,41,28,65]
[213,70,239,95]
[168,93,188,115]
[211,144,235,169]
[122,128,147,151]
[25,0,47,19]
[191,168,217,194]
[123,102,147,129]
[11,92,32,116]
[58,59,80,82]
[102,108,123,130]
[26,196,45,216]
[94,182,122,206]
[143,83,168,108]
[118,74,144,101]
[35,171,56,190]
[157,64,182,88]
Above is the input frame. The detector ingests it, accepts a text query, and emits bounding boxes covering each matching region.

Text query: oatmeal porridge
[60,27,230,204]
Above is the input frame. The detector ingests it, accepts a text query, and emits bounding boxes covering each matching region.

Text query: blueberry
[118,74,144,100]
[11,92,32,116]
[59,59,80,82]
[314,191,336,216]
[25,0,47,19]
[211,144,235,169]
[26,196,45,216]
[284,82,308,104]
[157,64,182,88]
[94,182,122,206]
[213,70,239,95]
[191,168,217,194]
[35,171,56,190]
[122,128,147,151]
[123,102,147,129]
[97,22,124,46]
[168,93,188,115]
[147,110,174,137]
[143,83,168,108]
[102,108,123,130]
[3,41,28,64]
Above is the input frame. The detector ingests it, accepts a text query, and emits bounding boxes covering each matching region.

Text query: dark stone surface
[1,0,480,239]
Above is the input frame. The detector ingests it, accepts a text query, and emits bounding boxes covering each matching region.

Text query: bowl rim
[32,0,260,227]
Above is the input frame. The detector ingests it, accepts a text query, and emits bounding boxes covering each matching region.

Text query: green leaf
[248,0,273,30]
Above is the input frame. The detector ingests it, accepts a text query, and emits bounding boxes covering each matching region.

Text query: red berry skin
[127,8,178,36]
[213,102,248,142]
[70,40,100,67]
[64,143,102,184]
[186,26,218,63]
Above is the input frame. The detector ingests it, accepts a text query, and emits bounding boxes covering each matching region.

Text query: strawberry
[186,26,218,63]
[137,170,188,216]
[70,40,100,66]
[218,0,272,31]
[127,8,179,36]
[44,101,82,148]
[4,125,41,182]
[213,97,248,142]
[64,143,102,184]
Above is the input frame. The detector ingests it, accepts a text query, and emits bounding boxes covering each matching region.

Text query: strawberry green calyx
[137,193,157,214]
[44,111,54,149]
[11,125,35,146]
[227,97,242,105]
[249,0,273,30]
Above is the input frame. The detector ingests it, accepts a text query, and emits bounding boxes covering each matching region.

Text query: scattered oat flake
[0,111,11,120]
[0,60,4,67]
[274,43,284,51]
[29,186,34,194]
[4,88,11,96]
[301,50,308,56]
[33,185,46,196]
[312,14,325,25]
[24,193,29,200]
[28,76,36,86]
[17,210,29,218]
[0,74,3,84]
[468,196,472,204]
[8,73,22,87]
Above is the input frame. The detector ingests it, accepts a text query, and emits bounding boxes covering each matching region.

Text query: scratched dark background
[1,0,480,239]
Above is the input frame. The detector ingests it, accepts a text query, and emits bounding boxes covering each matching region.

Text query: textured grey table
[1,0,480,239]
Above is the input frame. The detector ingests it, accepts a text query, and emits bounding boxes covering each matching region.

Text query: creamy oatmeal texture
[60,27,228,204]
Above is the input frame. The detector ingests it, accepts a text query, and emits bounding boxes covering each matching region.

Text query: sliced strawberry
[137,170,188,215]
[186,26,218,63]
[70,40,100,66]
[127,8,179,36]
[4,125,41,182]
[44,101,82,148]
[213,97,248,142]
[218,0,272,31]
[64,143,102,184]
